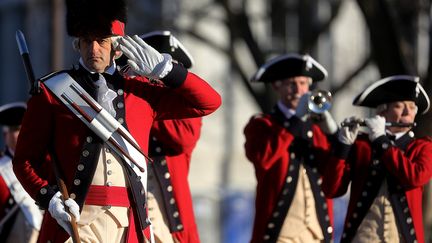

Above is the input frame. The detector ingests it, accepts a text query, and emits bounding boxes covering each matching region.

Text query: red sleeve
[0,176,11,219]
[126,72,221,120]
[12,84,54,200]
[321,156,352,198]
[321,141,353,198]
[244,115,294,171]
[151,117,202,155]
[382,138,432,188]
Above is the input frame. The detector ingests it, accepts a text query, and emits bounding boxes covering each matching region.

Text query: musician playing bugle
[244,53,338,243]
[322,75,432,243]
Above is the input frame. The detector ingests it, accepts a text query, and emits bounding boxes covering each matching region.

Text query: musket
[15,30,40,95]
[15,30,81,243]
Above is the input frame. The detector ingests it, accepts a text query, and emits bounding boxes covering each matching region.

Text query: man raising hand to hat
[322,75,432,243]
[244,54,337,243]
[12,0,221,243]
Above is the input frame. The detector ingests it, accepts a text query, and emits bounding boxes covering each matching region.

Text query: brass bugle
[308,89,332,114]
[341,119,416,127]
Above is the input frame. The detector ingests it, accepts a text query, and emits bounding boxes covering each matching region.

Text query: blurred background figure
[322,75,432,243]
[244,54,338,243]
[119,30,203,243]
[0,102,43,243]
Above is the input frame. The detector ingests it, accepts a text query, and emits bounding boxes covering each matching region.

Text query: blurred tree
[177,0,432,241]
[148,0,432,240]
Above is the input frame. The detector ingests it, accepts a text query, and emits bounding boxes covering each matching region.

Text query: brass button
[40,188,47,195]
[77,164,84,171]
[70,193,76,199]
[82,150,89,157]
[286,176,293,183]
[73,179,81,185]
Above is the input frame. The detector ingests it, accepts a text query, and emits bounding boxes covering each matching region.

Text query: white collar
[277,101,296,119]
[7,147,14,157]
[386,130,408,140]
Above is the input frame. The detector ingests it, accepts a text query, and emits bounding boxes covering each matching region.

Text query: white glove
[364,115,386,142]
[317,110,338,135]
[338,116,360,145]
[48,191,80,236]
[295,92,311,121]
[112,35,173,79]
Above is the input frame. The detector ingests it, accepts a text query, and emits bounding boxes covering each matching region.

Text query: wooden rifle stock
[15,30,81,243]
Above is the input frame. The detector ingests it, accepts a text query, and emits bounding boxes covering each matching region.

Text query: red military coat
[244,106,334,243]
[149,118,202,243]
[12,64,221,243]
[322,132,432,243]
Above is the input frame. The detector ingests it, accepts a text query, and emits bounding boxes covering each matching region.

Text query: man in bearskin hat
[12,0,221,242]
[243,53,337,243]
[0,102,43,243]
[118,30,203,242]
[322,75,432,243]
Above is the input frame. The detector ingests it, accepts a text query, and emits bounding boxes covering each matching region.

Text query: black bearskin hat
[66,0,127,37]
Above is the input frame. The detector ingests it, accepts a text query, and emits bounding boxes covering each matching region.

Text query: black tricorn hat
[251,53,328,83]
[139,31,194,69]
[66,0,127,37]
[353,75,430,114]
[0,102,27,127]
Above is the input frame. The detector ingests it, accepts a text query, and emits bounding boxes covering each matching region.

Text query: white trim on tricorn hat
[0,102,27,126]
[353,75,430,114]
[139,30,194,69]
[251,53,328,83]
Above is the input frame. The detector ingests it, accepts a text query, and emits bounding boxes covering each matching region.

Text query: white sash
[44,72,149,193]
[0,155,42,230]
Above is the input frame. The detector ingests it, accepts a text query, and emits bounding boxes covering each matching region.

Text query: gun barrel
[15,30,39,94]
